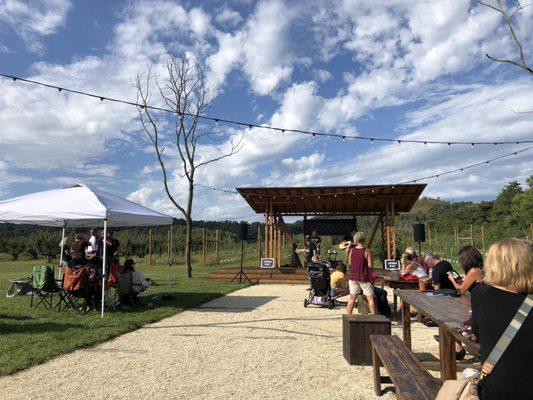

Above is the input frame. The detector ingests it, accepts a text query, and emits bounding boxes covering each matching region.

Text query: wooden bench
[370,334,441,400]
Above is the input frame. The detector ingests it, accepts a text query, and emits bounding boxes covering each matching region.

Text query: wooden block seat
[370,334,441,400]
[342,315,391,365]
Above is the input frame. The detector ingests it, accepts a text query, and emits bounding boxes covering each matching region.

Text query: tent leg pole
[101,220,107,319]
[59,223,65,279]
[168,225,173,292]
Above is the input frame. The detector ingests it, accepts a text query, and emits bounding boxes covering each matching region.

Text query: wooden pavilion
[237,184,426,267]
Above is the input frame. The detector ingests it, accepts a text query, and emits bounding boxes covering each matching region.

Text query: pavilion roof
[236,184,427,216]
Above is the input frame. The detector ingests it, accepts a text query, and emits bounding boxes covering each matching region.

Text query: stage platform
[206,267,308,284]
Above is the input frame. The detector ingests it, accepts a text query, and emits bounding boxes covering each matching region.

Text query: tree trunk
[185,179,195,278]
[185,217,193,278]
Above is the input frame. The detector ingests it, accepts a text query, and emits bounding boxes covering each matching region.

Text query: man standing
[88,228,99,256]
[305,235,317,265]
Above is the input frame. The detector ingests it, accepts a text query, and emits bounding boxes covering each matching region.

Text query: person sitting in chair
[330,263,349,300]
[289,242,303,268]
[123,259,152,294]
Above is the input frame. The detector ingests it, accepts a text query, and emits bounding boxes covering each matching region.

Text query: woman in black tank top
[448,245,484,294]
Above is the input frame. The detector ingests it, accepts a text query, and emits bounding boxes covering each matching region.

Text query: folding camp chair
[114,271,143,308]
[61,266,90,314]
[29,265,58,310]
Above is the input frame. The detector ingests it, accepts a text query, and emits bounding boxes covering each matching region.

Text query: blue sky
[0,0,532,221]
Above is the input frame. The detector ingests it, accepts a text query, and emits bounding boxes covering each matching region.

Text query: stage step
[206,267,309,284]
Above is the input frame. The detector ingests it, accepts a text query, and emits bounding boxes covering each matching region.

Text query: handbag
[435,294,533,400]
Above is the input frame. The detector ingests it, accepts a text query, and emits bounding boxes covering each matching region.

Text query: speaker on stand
[232,221,252,284]
[412,223,426,255]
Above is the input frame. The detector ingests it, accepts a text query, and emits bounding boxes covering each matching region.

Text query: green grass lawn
[0,256,247,376]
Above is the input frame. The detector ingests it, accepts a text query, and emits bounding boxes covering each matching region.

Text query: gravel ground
[0,285,445,400]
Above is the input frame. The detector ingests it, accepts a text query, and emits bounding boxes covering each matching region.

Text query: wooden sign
[384,259,400,270]
[260,258,275,268]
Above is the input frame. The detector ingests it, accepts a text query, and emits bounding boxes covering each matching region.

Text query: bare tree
[134,52,244,277]
[476,0,533,75]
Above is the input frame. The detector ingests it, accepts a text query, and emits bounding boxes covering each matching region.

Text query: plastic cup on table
[418,278,427,292]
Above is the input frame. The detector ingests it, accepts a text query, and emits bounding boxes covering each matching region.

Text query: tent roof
[0,183,173,227]
[236,184,426,215]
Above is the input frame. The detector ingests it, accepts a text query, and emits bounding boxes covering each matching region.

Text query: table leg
[372,346,382,396]
[439,324,457,381]
[401,300,411,350]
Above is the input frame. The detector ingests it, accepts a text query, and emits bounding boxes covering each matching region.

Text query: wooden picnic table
[394,289,481,381]
[375,270,419,311]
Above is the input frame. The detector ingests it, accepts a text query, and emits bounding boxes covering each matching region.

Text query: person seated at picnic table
[400,252,428,279]
[425,252,457,290]
[70,233,90,266]
[448,245,484,294]
[345,232,377,315]
[329,263,349,300]
[123,259,152,294]
[471,238,532,400]
[405,246,428,273]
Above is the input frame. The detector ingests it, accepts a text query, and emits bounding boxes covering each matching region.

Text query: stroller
[303,262,335,309]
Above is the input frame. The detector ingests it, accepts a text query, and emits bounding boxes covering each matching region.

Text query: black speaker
[413,223,426,243]
[238,221,248,241]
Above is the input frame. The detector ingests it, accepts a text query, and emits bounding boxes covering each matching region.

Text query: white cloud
[207,0,295,95]
[0,0,71,53]
[215,6,242,26]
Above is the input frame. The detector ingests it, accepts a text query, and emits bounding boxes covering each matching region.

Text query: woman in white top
[123,259,152,294]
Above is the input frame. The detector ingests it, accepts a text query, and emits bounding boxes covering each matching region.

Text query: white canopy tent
[0,183,173,317]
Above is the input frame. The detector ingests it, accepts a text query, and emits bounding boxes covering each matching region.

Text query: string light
[193,145,533,198]
[1,72,531,147]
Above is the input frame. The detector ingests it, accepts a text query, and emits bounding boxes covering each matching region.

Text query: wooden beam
[367,216,381,248]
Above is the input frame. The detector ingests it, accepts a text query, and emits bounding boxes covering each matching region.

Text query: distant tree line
[0,177,531,262]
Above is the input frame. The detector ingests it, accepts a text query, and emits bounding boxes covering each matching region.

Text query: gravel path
[0,285,443,400]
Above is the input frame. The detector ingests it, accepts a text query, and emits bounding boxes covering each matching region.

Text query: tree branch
[477,0,533,75]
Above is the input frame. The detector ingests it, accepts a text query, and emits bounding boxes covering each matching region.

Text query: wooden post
[215,230,219,261]
[257,225,261,259]
[202,227,207,263]
[439,325,457,381]
[454,226,458,246]
[380,214,385,263]
[401,299,411,350]
[427,225,432,245]
[481,226,485,254]
[148,228,152,265]
[470,224,474,246]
